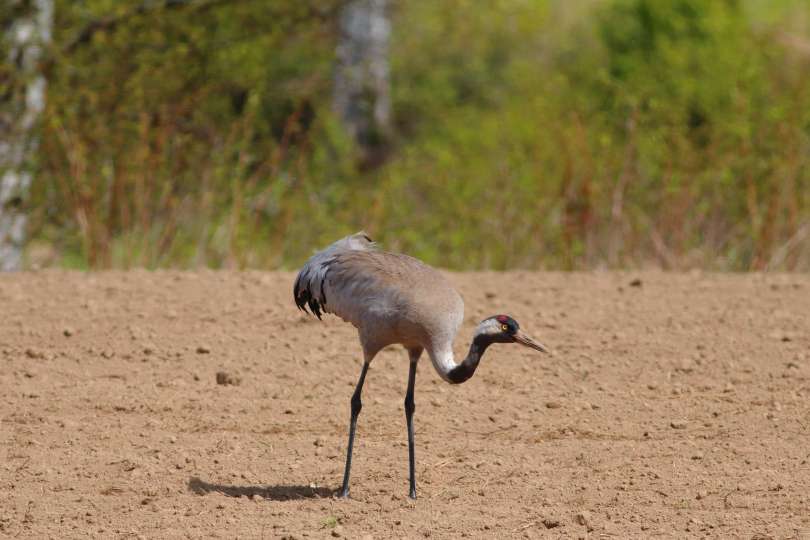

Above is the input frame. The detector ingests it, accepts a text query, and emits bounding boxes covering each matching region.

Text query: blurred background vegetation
[5,0,810,270]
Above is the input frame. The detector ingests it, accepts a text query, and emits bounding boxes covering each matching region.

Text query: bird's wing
[293,232,376,319]
[294,234,463,345]
[319,249,433,327]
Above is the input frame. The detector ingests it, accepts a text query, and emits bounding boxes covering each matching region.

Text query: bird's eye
[501,324,509,332]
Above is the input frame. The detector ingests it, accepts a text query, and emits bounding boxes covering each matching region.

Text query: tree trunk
[0,0,53,271]
[333,0,391,167]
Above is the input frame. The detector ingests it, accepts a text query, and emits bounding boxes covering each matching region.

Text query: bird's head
[475,314,550,353]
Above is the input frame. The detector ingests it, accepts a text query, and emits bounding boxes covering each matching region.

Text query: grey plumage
[293,232,375,318]
[294,232,464,378]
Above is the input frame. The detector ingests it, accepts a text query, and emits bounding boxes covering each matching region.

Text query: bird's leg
[404,358,418,499]
[339,361,370,498]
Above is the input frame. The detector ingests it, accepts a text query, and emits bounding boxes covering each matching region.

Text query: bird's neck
[443,332,494,384]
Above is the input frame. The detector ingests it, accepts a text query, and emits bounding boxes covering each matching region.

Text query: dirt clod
[575,512,593,530]
[196,345,212,354]
[542,518,561,529]
[216,371,240,386]
[25,348,44,359]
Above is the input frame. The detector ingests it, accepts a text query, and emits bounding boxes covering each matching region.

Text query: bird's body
[293,232,548,498]
[295,235,464,379]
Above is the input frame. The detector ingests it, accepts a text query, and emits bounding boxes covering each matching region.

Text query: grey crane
[293,232,549,499]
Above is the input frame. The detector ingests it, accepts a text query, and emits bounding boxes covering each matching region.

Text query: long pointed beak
[513,330,550,354]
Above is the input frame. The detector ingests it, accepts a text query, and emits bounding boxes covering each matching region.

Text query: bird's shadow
[188,477,335,501]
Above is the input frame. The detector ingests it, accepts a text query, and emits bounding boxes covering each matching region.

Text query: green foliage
[20,0,810,270]
[34,0,347,268]
[374,0,810,269]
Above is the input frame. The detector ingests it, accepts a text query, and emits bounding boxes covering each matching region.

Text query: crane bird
[293,232,549,499]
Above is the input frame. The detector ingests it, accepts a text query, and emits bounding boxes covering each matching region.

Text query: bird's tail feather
[293,232,375,319]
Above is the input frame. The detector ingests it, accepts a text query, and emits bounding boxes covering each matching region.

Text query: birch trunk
[0,0,53,271]
[333,0,391,165]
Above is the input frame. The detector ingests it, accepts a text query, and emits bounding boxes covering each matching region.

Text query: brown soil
[1,270,809,539]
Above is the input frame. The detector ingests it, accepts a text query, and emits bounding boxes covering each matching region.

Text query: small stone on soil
[542,518,561,529]
[197,345,211,354]
[670,420,687,429]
